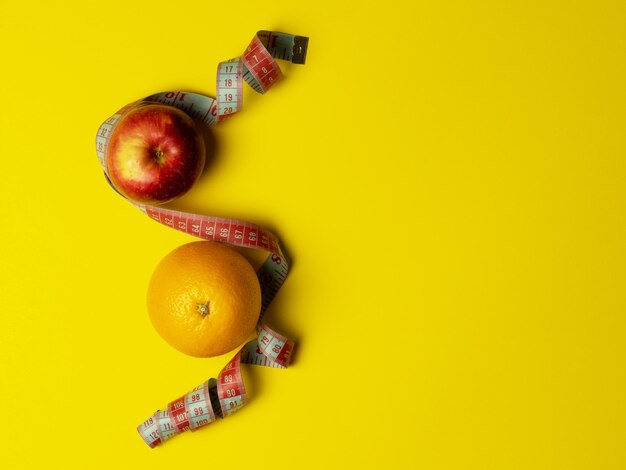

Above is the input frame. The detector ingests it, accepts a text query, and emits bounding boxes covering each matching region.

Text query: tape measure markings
[217,352,247,417]
[242,67,263,93]
[95,101,138,167]
[97,30,308,448]
[257,253,289,316]
[144,92,217,126]
[255,323,294,367]
[137,413,161,448]
[187,381,216,431]
[257,30,309,65]
[216,58,243,121]
[167,393,191,433]
[141,206,281,255]
[241,340,286,368]
[155,409,178,443]
[242,35,283,94]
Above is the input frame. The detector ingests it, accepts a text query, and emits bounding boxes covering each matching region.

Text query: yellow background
[1,1,625,468]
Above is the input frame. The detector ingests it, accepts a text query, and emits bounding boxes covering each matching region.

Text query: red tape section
[95,31,307,448]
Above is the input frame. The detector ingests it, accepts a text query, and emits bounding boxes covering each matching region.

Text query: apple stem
[152,148,165,163]
[197,302,210,318]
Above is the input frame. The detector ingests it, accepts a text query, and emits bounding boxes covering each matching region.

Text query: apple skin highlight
[106,104,206,205]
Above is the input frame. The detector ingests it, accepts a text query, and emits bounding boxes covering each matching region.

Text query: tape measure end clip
[292,36,309,64]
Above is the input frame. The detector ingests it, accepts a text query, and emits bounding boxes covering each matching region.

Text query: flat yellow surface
[1,1,625,468]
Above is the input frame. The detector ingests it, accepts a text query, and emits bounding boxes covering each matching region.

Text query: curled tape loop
[95,31,308,447]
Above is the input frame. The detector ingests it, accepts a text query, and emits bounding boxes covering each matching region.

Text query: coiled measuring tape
[95,30,308,448]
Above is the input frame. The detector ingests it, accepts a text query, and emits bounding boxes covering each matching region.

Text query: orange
[147,241,261,357]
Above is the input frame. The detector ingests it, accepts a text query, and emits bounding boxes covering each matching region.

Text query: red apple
[106,104,206,205]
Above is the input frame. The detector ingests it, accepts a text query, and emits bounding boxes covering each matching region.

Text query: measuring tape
[95,30,308,448]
